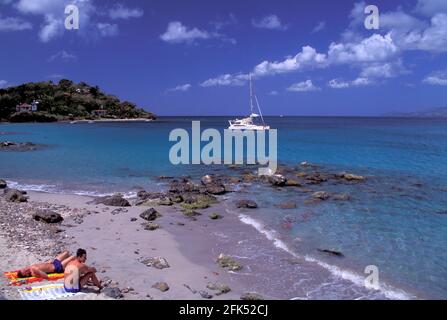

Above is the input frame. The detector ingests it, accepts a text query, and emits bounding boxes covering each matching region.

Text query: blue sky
[0,0,446,116]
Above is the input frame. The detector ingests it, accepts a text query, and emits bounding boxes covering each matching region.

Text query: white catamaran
[228,75,270,130]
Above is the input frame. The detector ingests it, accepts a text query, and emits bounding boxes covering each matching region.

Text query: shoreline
[0,191,257,300]
[0,186,419,300]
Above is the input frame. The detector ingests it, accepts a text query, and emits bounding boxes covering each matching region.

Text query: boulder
[217,254,243,271]
[139,208,161,221]
[236,200,258,209]
[157,197,173,206]
[143,222,160,231]
[33,209,63,224]
[267,174,287,187]
[201,175,215,185]
[228,177,242,184]
[102,287,123,299]
[169,179,201,194]
[199,291,213,299]
[95,194,130,207]
[206,283,231,295]
[241,293,264,300]
[0,179,7,189]
[306,173,328,185]
[152,282,169,292]
[285,179,301,187]
[312,191,330,201]
[205,184,226,195]
[201,175,226,195]
[3,188,28,203]
[140,257,170,269]
[0,141,44,152]
[209,213,223,220]
[339,173,365,182]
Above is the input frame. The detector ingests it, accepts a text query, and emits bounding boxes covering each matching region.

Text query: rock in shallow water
[0,179,7,189]
[217,254,243,271]
[312,191,330,200]
[95,194,130,207]
[235,200,258,209]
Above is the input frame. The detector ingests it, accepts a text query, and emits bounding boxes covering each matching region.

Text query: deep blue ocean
[1,117,447,299]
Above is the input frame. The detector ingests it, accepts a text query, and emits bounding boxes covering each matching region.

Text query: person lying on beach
[64,248,102,293]
[17,250,75,279]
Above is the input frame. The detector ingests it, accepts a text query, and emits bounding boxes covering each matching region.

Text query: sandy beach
[0,190,267,300]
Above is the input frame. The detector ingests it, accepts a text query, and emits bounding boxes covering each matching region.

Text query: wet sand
[0,191,258,300]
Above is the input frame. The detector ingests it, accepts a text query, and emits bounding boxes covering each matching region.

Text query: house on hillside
[16,101,39,113]
[91,108,107,117]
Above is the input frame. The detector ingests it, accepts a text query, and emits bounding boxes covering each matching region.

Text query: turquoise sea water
[1,117,447,299]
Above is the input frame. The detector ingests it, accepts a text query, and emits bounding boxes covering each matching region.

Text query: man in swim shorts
[17,250,75,279]
[64,248,102,293]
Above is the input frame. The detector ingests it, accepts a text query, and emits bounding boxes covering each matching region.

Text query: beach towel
[3,270,65,286]
[18,283,85,300]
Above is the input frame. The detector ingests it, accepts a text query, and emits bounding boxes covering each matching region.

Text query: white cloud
[14,0,95,42]
[328,79,350,89]
[109,4,143,20]
[160,21,211,44]
[253,46,327,77]
[48,50,77,62]
[311,21,326,34]
[97,23,118,37]
[328,77,373,89]
[16,0,64,15]
[202,2,447,89]
[252,15,287,31]
[328,33,399,64]
[269,90,279,96]
[423,70,447,86]
[0,80,8,88]
[200,74,249,87]
[344,2,447,53]
[39,14,63,42]
[9,0,127,42]
[287,80,320,92]
[166,84,192,92]
[0,15,32,31]
[360,60,406,79]
[415,0,447,17]
[404,13,447,53]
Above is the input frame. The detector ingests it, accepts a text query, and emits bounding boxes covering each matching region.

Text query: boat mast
[250,74,267,127]
[249,74,255,115]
